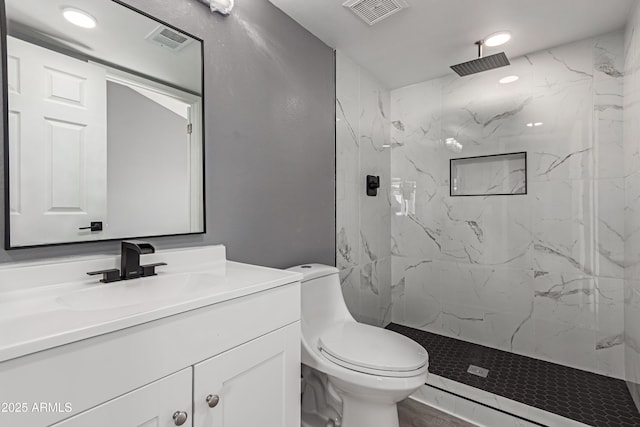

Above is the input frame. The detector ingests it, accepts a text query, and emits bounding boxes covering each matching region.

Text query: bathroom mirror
[2,0,205,248]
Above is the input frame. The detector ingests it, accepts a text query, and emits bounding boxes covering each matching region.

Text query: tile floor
[388,323,640,427]
[398,398,477,427]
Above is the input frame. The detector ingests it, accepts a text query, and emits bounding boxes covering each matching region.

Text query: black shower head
[450,41,511,77]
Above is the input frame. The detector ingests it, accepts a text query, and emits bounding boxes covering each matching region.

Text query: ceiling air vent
[343,0,408,26]
[145,26,193,52]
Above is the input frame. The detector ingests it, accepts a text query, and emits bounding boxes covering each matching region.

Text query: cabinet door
[193,322,300,427]
[52,368,192,427]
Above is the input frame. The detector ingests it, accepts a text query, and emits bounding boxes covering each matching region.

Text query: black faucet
[121,240,156,279]
[87,240,166,283]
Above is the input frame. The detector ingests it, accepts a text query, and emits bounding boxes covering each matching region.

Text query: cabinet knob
[206,394,220,408]
[172,411,188,426]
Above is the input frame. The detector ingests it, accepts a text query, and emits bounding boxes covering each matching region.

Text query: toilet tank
[287,264,354,334]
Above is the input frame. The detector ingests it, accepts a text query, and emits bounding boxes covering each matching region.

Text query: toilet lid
[318,323,428,373]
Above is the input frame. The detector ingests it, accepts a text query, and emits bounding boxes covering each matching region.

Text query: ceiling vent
[145,26,193,52]
[343,0,408,26]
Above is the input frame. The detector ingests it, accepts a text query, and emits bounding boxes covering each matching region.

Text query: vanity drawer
[0,282,300,427]
[51,368,192,427]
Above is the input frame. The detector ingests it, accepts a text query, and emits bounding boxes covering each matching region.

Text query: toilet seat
[318,323,428,378]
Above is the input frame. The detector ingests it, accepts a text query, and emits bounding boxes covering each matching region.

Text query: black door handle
[79,221,103,232]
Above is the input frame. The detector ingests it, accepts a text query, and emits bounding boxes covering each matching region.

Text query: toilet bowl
[288,264,429,427]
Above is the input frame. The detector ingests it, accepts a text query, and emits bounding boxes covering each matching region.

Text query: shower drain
[467,365,489,378]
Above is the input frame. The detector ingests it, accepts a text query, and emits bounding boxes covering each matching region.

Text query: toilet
[288,264,429,427]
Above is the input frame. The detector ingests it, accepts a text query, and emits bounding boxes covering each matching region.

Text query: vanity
[0,1,303,425]
[0,245,302,427]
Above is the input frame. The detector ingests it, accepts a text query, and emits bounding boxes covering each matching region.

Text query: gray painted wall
[0,0,336,268]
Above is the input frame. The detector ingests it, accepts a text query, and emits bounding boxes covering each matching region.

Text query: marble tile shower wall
[624,0,640,409]
[389,32,625,379]
[336,51,392,326]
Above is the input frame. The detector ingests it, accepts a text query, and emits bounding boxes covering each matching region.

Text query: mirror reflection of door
[4,0,204,248]
[104,72,200,238]
[8,36,108,246]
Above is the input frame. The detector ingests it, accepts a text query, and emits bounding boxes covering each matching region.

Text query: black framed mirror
[2,0,205,248]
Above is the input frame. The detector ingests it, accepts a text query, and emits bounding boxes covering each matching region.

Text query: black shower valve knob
[366,175,380,196]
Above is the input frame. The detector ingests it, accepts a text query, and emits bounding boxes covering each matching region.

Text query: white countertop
[0,246,302,363]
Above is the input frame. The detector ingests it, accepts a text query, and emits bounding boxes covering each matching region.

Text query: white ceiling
[6,0,202,94]
[269,0,636,89]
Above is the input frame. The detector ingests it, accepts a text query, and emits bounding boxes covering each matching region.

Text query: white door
[193,323,301,427]
[7,36,107,246]
[51,368,192,427]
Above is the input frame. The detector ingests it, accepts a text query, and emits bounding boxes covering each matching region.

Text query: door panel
[46,119,85,212]
[45,67,87,107]
[8,110,20,214]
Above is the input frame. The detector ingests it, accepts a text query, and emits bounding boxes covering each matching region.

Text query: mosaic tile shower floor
[387,323,640,427]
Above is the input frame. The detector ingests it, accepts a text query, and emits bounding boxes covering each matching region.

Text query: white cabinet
[52,369,192,427]
[48,324,300,427]
[193,323,300,427]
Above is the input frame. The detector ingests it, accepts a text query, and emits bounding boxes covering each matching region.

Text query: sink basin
[0,245,303,364]
[56,272,221,311]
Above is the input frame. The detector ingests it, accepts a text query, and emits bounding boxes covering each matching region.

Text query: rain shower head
[450,41,510,77]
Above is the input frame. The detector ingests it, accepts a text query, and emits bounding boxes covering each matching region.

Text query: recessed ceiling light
[499,75,519,84]
[526,122,543,127]
[62,8,97,29]
[485,31,511,47]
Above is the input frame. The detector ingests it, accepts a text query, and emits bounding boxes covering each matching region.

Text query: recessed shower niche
[449,152,527,197]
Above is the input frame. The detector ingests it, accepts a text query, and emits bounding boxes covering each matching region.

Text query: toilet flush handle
[206,394,220,408]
